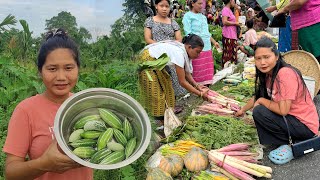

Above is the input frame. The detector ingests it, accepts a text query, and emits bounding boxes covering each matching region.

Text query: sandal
[268,145,294,165]
[174,106,183,114]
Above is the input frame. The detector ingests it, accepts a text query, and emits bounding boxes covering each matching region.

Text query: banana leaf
[138,53,170,81]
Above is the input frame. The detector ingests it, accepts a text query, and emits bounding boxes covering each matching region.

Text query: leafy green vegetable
[183,115,258,150]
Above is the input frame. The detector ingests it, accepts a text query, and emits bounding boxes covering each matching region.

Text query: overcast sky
[0,0,125,40]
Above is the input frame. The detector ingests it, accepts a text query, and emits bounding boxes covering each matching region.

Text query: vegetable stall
[144,62,272,180]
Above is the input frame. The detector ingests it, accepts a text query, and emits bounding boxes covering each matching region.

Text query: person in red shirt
[236,37,319,165]
[3,29,93,180]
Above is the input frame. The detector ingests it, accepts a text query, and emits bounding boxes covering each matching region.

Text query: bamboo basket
[282,50,320,97]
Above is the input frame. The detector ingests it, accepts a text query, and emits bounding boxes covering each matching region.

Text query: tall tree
[122,0,145,17]
[45,11,78,35]
[19,20,32,60]
[45,11,91,45]
[0,14,17,34]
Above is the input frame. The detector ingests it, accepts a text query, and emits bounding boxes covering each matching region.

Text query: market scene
[0,0,320,179]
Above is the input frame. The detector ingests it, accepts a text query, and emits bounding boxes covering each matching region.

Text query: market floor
[258,146,320,180]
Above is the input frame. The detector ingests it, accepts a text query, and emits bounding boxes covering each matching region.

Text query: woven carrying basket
[282,50,320,97]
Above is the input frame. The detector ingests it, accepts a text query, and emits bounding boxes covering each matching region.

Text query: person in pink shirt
[237,19,257,56]
[278,0,320,64]
[236,37,319,165]
[3,29,93,180]
[221,0,240,67]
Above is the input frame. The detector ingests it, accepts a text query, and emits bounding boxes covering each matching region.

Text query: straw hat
[282,50,320,97]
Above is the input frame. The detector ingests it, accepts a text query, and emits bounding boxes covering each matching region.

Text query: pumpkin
[146,168,173,180]
[183,147,208,172]
[158,154,184,177]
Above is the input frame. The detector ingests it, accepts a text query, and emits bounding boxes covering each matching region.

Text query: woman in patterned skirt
[183,0,221,86]
[221,0,240,67]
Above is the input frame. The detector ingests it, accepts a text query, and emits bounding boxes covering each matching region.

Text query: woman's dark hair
[182,34,204,48]
[222,0,231,5]
[155,0,170,5]
[254,37,307,101]
[253,6,261,11]
[246,19,254,29]
[187,0,199,9]
[37,28,80,72]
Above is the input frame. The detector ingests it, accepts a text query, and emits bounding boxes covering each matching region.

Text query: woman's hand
[235,109,245,117]
[38,141,82,173]
[196,84,209,90]
[214,42,221,49]
[253,98,262,108]
[265,6,277,13]
[201,89,210,101]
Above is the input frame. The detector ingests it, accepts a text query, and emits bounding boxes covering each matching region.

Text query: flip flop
[268,145,294,165]
[174,106,183,114]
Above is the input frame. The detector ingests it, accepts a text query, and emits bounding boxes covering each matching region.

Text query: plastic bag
[164,107,182,137]
[146,144,173,168]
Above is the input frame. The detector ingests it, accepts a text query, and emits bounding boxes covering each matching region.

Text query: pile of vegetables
[197,90,241,116]
[216,143,259,163]
[223,73,243,85]
[68,108,137,165]
[160,140,205,156]
[226,81,255,99]
[209,143,273,179]
[193,171,228,180]
[147,140,270,179]
[243,58,256,80]
[183,115,258,149]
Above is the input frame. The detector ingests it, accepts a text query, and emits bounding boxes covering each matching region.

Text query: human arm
[144,27,156,44]
[222,16,240,26]
[254,98,292,116]
[172,20,182,42]
[235,97,254,116]
[254,12,263,22]
[277,0,308,14]
[210,36,220,49]
[265,6,277,13]
[243,31,250,46]
[175,65,208,98]
[182,14,192,35]
[5,141,81,180]
[175,30,183,42]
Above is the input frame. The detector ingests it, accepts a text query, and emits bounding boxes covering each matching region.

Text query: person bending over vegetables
[235,37,319,165]
[139,34,209,130]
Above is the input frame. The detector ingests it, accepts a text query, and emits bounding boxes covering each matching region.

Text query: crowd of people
[1,0,320,179]
[142,0,320,166]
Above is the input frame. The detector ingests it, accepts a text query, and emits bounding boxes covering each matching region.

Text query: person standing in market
[182,0,221,86]
[3,29,93,180]
[277,0,320,63]
[265,0,291,53]
[144,0,187,114]
[235,37,319,165]
[221,0,240,67]
[139,34,209,128]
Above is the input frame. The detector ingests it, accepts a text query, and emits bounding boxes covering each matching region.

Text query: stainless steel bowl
[54,88,151,170]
